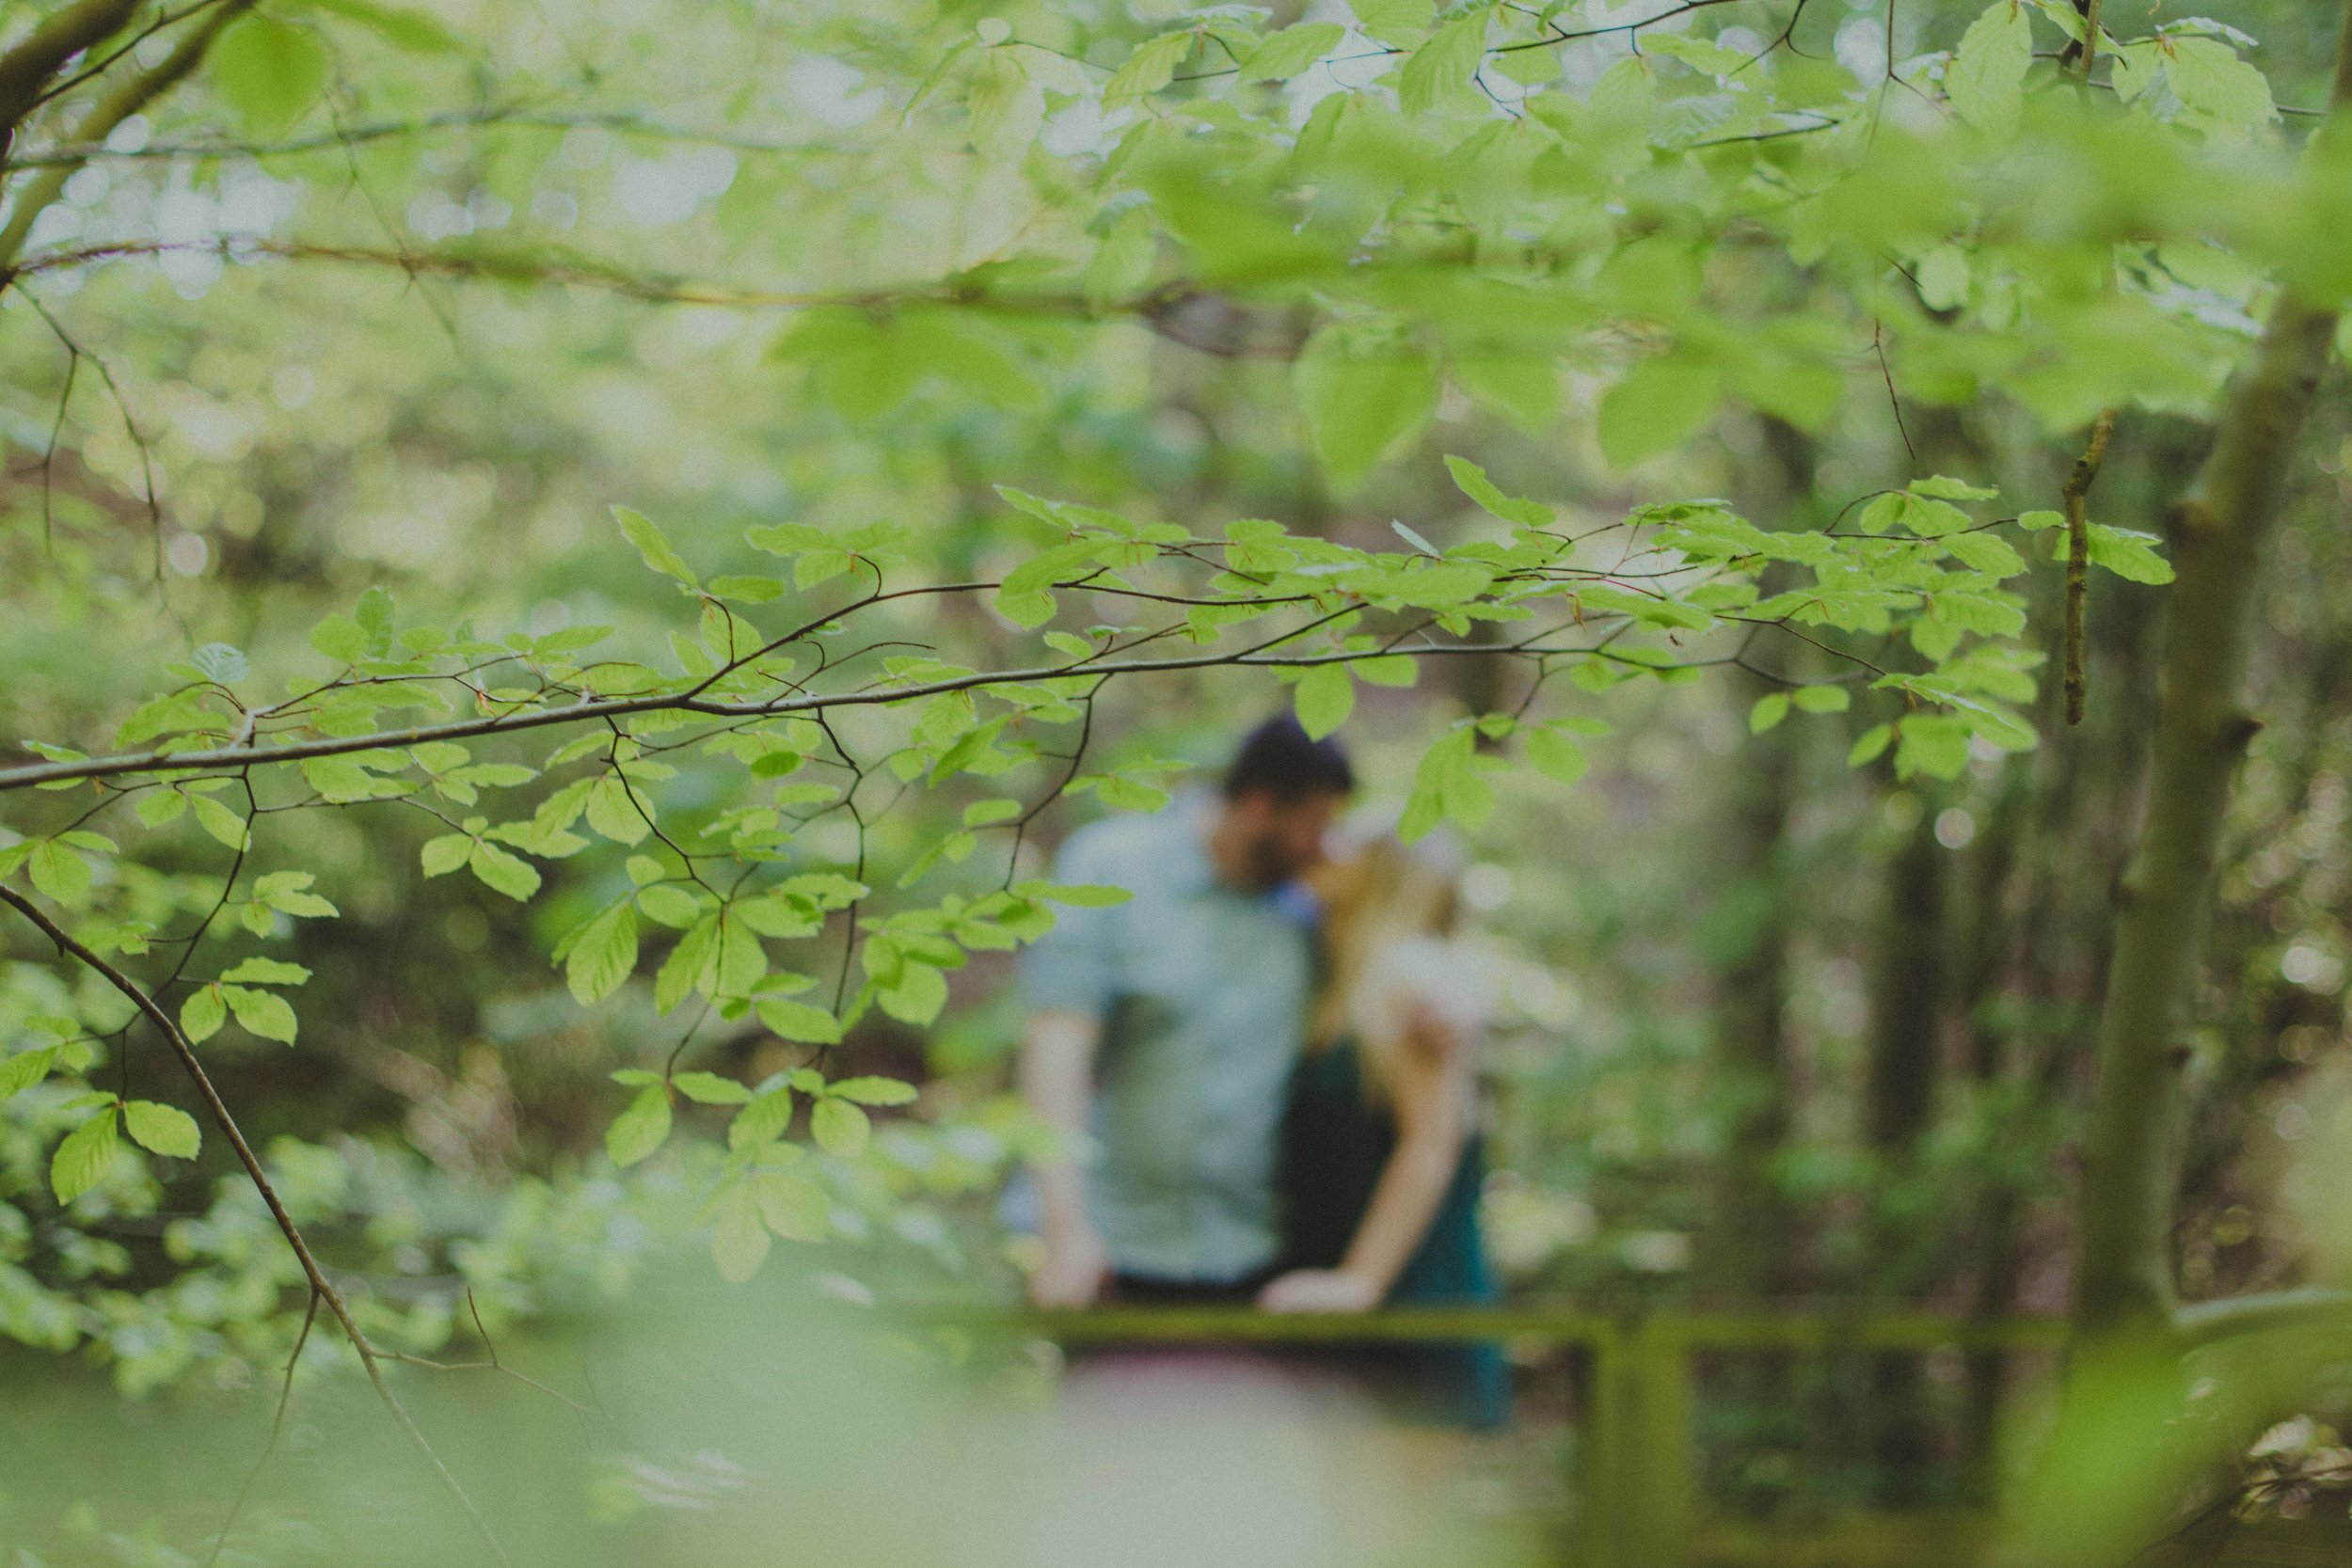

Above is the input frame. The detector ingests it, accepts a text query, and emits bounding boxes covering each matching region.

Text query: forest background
[1,0,2350,1561]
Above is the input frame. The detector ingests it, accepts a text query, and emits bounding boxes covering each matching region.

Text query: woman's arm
[1260,1004,1468,1313]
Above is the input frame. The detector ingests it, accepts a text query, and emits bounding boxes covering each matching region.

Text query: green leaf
[189,795,249,852]
[1749,693,1790,733]
[711,1180,771,1282]
[714,912,766,1000]
[878,962,948,1026]
[1896,717,1971,781]
[222,985,298,1043]
[967,48,1043,163]
[1292,664,1354,740]
[1442,455,1551,528]
[1352,0,1434,46]
[254,870,337,917]
[630,884,698,930]
[468,841,542,901]
[1396,11,1488,118]
[0,1047,59,1100]
[309,612,369,664]
[612,506,699,588]
[755,1171,831,1242]
[1791,686,1851,714]
[122,1101,200,1159]
[729,1087,795,1149]
[211,15,330,132]
[189,642,249,683]
[1946,0,2031,136]
[1911,475,1998,501]
[421,832,471,877]
[674,1070,752,1105]
[50,1109,119,1203]
[1238,22,1343,81]
[180,986,227,1044]
[1943,531,2027,578]
[585,776,655,846]
[1295,325,1438,493]
[2088,525,2175,585]
[307,0,463,54]
[26,841,90,905]
[2017,509,2064,531]
[1524,728,1588,786]
[606,1085,673,1167]
[135,791,188,827]
[826,1076,918,1106]
[811,1098,871,1158]
[656,916,721,1014]
[2162,36,2274,133]
[1598,356,1722,470]
[1104,30,1193,110]
[564,902,640,1005]
[963,799,1023,828]
[1849,724,1895,768]
[757,998,844,1044]
[218,958,310,985]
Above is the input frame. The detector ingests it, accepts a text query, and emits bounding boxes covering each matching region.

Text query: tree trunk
[2070,250,2348,1335]
[1711,418,1815,1299]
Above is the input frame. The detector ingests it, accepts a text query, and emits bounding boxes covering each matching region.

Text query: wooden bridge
[924,1304,2074,1568]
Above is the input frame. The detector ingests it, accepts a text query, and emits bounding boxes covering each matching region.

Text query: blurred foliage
[0,0,2348,1557]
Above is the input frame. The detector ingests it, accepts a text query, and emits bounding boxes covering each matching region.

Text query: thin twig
[2062,409,2118,726]
[1873,320,1915,461]
[204,1288,319,1568]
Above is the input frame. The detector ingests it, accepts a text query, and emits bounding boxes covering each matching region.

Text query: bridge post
[1572,1317,1696,1568]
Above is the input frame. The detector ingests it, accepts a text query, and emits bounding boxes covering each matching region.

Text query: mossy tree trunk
[2070,179,2351,1339]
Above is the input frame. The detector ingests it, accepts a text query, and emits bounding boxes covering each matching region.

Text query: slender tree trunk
[1712,418,1815,1299]
[2070,121,2350,1338]
[1863,800,1947,1501]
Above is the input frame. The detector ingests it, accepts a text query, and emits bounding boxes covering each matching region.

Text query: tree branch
[2069,0,2352,1338]
[0,633,1613,793]
[0,881,508,1563]
[0,0,252,277]
[0,0,143,157]
[2171,1289,2352,1352]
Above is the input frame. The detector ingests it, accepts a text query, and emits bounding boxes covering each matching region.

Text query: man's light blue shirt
[1018,796,1313,1283]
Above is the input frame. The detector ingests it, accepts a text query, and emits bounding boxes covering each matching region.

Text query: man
[1017,716,1354,1308]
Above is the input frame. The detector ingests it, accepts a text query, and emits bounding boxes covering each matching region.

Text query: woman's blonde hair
[1309,828,1466,1085]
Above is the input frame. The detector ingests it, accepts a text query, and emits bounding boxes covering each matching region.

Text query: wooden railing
[920,1304,2072,1568]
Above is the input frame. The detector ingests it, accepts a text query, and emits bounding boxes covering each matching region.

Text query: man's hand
[1030,1222,1112,1308]
[1257,1267,1382,1314]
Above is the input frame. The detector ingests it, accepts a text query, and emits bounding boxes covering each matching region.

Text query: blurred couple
[1014,716,1506,1430]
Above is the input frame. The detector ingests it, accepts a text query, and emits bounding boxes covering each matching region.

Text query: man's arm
[1018,1006,1111,1308]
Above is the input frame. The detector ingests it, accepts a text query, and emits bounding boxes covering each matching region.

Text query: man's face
[1223,788,1341,890]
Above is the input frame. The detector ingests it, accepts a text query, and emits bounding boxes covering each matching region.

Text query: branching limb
[0,635,1622,793]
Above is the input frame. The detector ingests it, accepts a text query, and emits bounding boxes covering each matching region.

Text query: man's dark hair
[1223,714,1355,804]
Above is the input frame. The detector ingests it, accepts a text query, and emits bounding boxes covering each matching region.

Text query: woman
[1257,826,1509,1431]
